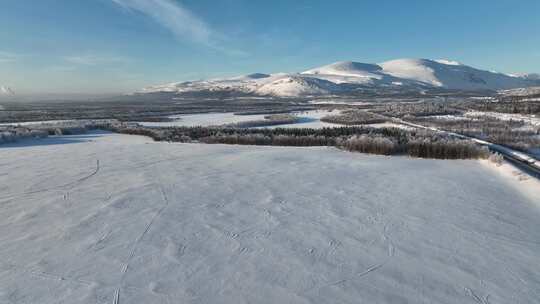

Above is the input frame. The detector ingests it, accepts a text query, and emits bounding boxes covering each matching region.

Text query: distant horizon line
[2,57,539,96]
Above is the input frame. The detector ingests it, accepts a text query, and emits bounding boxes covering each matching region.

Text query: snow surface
[434,59,463,66]
[137,110,340,128]
[1,132,540,303]
[480,160,540,204]
[138,112,270,128]
[254,76,339,97]
[380,59,443,87]
[379,58,532,90]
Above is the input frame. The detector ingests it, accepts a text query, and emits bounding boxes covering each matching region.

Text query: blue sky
[1,0,539,95]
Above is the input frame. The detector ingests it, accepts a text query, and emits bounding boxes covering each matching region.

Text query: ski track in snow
[1,132,540,303]
[113,160,172,304]
[0,158,100,201]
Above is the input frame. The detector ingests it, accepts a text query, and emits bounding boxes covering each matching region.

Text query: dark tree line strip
[105,124,489,160]
[406,115,540,152]
[0,120,111,144]
[1,120,490,160]
[320,110,388,125]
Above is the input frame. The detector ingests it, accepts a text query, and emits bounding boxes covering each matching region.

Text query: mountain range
[139,58,540,98]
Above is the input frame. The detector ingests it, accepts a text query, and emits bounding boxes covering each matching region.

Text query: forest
[107,124,489,159]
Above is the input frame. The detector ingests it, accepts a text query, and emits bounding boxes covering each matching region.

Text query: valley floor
[1,132,539,303]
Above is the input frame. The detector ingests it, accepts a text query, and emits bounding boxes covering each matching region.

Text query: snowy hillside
[380,59,532,90]
[1,132,539,303]
[255,75,340,96]
[138,58,540,97]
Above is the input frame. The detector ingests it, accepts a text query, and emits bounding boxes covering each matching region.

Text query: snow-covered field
[138,112,269,127]
[1,132,539,303]
[137,109,405,130]
[465,110,540,127]
[138,110,343,129]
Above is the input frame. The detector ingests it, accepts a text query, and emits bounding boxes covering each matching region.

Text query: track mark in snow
[90,229,112,251]
[113,288,120,304]
[328,239,342,255]
[30,270,95,287]
[75,159,100,183]
[113,182,171,304]
[2,262,95,287]
[382,223,395,257]
[465,287,491,304]
[350,263,383,279]
[306,263,385,293]
[164,240,186,263]
[502,264,540,299]
[0,159,100,201]
[54,159,101,190]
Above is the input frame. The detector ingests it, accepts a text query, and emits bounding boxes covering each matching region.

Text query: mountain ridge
[138,58,540,97]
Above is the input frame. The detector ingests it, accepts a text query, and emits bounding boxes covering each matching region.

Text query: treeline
[109,124,488,160]
[201,134,336,146]
[0,120,115,145]
[374,101,462,118]
[407,116,540,152]
[1,120,490,160]
[321,110,388,125]
[454,100,540,115]
[406,138,488,159]
[340,135,397,155]
[0,128,48,144]
[0,126,88,144]
[340,134,488,159]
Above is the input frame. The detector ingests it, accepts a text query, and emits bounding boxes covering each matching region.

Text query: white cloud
[111,0,246,56]
[112,0,213,45]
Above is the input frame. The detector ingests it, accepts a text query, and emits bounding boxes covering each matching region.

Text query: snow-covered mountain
[255,75,340,96]
[138,59,540,97]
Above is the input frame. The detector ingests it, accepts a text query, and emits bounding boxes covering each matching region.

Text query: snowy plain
[137,110,344,129]
[1,132,540,303]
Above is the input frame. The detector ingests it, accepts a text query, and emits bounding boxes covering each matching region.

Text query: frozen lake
[1,132,539,303]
